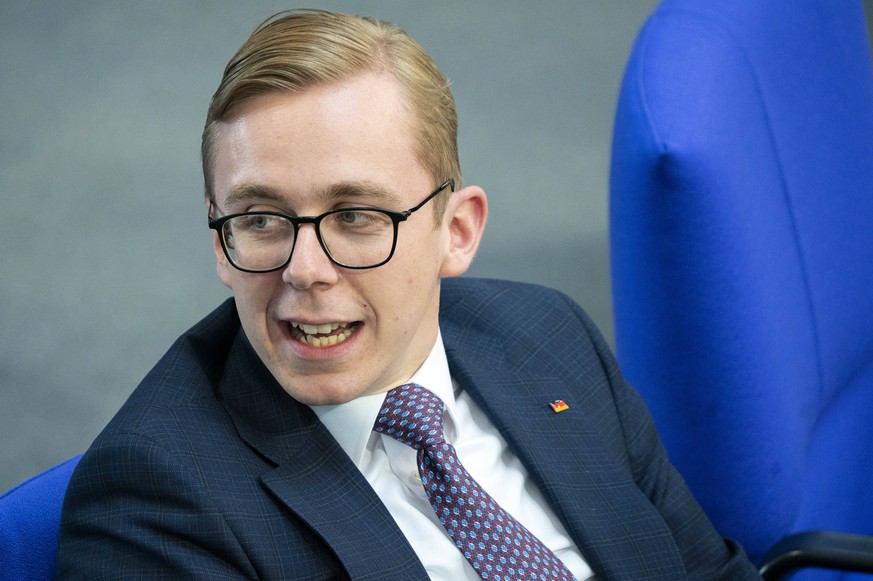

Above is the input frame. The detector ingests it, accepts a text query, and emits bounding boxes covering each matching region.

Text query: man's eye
[240,215,277,229]
[231,215,292,240]
[338,211,369,224]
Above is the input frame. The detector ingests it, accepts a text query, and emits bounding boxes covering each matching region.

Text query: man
[58,10,760,580]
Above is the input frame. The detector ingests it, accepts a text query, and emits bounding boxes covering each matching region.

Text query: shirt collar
[310,330,457,467]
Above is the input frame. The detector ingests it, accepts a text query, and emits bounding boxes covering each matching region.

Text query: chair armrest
[759,530,873,580]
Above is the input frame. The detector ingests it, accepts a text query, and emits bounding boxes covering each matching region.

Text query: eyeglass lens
[222,209,396,270]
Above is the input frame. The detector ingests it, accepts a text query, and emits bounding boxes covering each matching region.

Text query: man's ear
[439,185,488,278]
[207,199,233,289]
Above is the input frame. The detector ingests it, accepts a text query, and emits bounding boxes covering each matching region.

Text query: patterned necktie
[374,383,575,581]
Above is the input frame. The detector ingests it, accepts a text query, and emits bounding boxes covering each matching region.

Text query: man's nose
[282,224,339,289]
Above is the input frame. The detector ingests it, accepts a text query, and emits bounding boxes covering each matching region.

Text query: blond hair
[201,10,460,218]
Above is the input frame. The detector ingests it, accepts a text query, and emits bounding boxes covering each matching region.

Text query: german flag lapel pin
[549,400,570,413]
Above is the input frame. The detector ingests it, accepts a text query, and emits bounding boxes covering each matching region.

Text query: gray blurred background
[1,0,660,491]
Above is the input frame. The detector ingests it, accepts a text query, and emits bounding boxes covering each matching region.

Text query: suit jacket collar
[217,329,428,579]
[448,342,668,579]
[439,293,687,579]
[218,329,318,464]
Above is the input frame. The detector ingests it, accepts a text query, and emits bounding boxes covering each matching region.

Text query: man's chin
[278,377,379,407]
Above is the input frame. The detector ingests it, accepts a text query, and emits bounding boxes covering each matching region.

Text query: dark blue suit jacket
[58,278,758,579]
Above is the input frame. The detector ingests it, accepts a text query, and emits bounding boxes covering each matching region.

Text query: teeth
[305,329,353,347]
[289,321,354,347]
[292,322,342,335]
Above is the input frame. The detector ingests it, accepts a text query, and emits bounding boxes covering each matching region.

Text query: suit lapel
[261,432,428,579]
[445,343,687,579]
[218,331,428,579]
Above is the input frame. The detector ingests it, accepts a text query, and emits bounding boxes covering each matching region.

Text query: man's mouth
[289,321,358,347]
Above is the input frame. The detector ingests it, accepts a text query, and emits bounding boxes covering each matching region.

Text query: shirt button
[409,471,422,486]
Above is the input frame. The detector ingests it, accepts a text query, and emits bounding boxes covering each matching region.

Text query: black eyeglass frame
[208,179,454,273]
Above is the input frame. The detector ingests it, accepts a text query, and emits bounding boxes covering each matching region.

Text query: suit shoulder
[440,277,594,331]
[439,277,609,370]
[440,277,575,312]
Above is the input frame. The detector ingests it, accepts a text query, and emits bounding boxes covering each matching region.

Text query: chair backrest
[0,456,82,581]
[609,0,873,565]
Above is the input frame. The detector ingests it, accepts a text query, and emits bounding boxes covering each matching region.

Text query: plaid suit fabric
[59,277,760,579]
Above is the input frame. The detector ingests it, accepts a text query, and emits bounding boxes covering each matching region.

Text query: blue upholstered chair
[0,456,82,581]
[609,0,873,577]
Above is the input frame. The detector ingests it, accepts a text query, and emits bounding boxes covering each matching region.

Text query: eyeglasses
[208,179,454,272]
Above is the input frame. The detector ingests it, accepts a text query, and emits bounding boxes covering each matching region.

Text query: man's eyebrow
[221,181,404,212]
[223,184,284,209]
[322,181,403,206]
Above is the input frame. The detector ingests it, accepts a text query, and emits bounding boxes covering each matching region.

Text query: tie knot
[374,383,445,450]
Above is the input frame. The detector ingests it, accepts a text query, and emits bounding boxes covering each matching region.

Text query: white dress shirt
[312,331,594,580]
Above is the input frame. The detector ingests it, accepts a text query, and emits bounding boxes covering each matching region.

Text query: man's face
[209,73,482,405]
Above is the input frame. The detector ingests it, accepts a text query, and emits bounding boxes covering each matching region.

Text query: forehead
[210,74,430,210]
